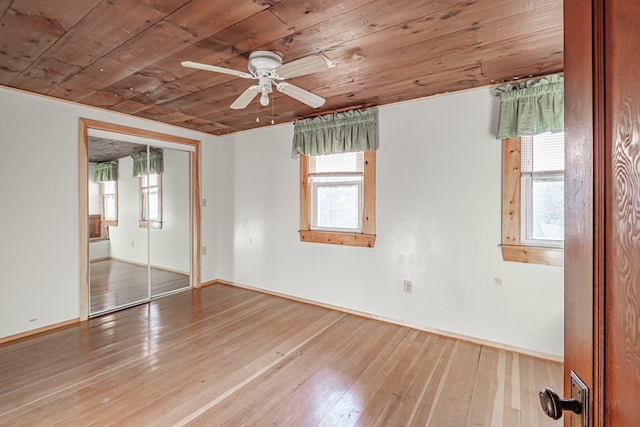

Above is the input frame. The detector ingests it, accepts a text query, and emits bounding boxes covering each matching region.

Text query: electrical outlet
[202,198,207,207]
[202,246,207,255]
[404,280,413,294]
[131,241,134,248]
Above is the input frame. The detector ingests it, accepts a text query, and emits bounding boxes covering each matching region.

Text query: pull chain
[271,94,275,125]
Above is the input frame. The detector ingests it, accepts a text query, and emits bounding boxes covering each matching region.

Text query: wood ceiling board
[468,28,563,77]
[262,0,478,63]
[101,44,241,106]
[450,0,561,27]
[475,7,562,46]
[109,100,152,115]
[293,29,479,96]
[0,0,12,16]
[0,69,21,86]
[0,0,102,80]
[159,77,258,117]
[270,0,378,31]
[318,26,479,77]
[48,0,272,102]
[8,57,82,94]
[8,0,185,93]
[308,58,482,104]
[478,35,563,79]
[48,25,193,101]
[160,0,273,40]
[166,114,237,135]
[88,137,146,163]
[81,90,126,109]
[204,9,293,56]
[99,68,182,105]
[2,0,565,135]
[307,68,484,112]
[133,105,203,124]
[0,7,67,74]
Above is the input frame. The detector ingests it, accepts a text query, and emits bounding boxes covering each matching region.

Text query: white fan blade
[230,85,259,109]
[276,82,325,108]
[273,55,332,79]
[181,61,253,79]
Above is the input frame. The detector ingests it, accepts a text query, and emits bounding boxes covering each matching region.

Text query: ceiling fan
[181,51,331,109]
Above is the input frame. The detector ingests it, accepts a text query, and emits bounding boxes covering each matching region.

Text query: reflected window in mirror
[140,173,162,229]
[101,180,118,227]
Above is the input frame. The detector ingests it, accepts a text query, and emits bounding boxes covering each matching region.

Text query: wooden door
[564,0,640,425]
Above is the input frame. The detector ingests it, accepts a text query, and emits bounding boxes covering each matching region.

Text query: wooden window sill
[139,220,162,229]
[299,230,376,248]
[501,244,563,266]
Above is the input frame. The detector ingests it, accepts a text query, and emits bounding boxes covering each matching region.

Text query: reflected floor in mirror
[0,284,562,426]
[90,259,190,313]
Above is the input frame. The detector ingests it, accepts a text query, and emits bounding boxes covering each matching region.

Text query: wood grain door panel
[564,0,640,425]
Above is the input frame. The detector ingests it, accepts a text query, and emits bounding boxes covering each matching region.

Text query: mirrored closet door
[87,129,194,316]
[148,147,191,300]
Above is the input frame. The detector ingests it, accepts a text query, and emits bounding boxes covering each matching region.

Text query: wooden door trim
[592,0,606,424]
[79,118,202,321]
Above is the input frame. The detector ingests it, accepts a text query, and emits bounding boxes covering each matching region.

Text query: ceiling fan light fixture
[259,92,270,106]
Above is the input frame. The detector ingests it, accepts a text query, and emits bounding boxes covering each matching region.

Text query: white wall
[215,88,564,357]
[0,87,217,339]
[89,240,110,260]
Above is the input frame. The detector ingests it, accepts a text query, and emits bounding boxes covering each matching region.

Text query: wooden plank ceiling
[0,0,563,136]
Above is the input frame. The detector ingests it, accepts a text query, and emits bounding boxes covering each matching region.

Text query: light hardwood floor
[0,284,563,426]
[90,259,190,313]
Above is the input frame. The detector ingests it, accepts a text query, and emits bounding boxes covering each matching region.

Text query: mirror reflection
[88,136,191,315]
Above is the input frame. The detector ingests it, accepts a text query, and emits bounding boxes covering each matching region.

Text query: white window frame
[520,171,564,248]
[101,180,118,226]
[139,173,162,229]
[310,175,364,233]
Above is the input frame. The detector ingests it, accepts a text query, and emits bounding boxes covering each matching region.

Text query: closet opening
[79,119,201,319]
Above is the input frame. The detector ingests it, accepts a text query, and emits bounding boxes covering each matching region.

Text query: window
[300,151,376,247]
[140,173,162,229]
[310,152,364,232]
[101,180,118,226]
[501,133,564,266]
[520,133,564,246]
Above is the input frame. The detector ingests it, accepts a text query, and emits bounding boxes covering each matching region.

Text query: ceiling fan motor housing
[248,51,283,76]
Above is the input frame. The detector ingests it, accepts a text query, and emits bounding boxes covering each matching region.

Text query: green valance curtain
[291,108,378,158]
[132,149,163,177]
[492,73,564,139]
[93,161,118,183]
